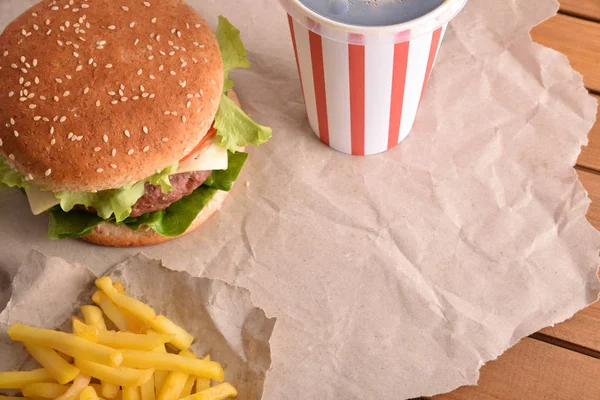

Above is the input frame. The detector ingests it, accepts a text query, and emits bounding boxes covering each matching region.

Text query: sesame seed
[142,93,149,98]
[149,75,156,80]
[195,24,201,28]
[51,6,59,10]
[200,89,204,95]
[2,51,7,57]
[0,139,2,146]
[148,55,154,60]
[21,68,28,74]
[159,50,166,56]
[158,65,164,71]
[110,163,117,169]
[13,131,19,137]
[65,74,72,80]
[122,6,129,11]
[179,80,186,88]
[35,76,40,84]
[73,51,79,58]
[112,149,116,156]
[210,79,216,85]
[67,132,74,139]
[96,100,101,107]
[76,65,83,72]
[149,93,155,99]
[186,101,191,108]
[134,38,139,46]
[182,116,187,123]
[162,137,168,142]
[32,12,38,17]
[55,78,63,83]
[169,51,175,56]
[132,96,139,100]
[196,107,201,113]
[107,25,116,30]
[20,56,26,63]
[60,116,67,123]
[193,42,199,47]
[103,135,109,143]
[29,104,37,109]
[143,126,149,134]
[11,63,17,69]
[130,22,136,28]
[43,117,50,122]
[171,111,178,116]
[128,149,134,155]
[144,1,151,6]
[50,126,55,134]
[54,96,59,102]
[34,116,41,121]
[108,91,116,96]
[63,91,70,97]
[111,100,118,105]
[9,154,15,161]
[143,146,150,152]
[137,69,143,75]
[170,71,176,76]
[10,118,15,125]
[151,18,157,23]
[177,31,182,38]
[45,169,52,176]
[51,138,56,145]
[27,93,35,99]
[124,130,131,137]
[84,87,89,94]
[105,64,113,68]
[164,111,171,115]
[88,58,94,65]
[96,168,104,173]
[8,91,14,97]
[81,3,89,8]
[94,147,101,152]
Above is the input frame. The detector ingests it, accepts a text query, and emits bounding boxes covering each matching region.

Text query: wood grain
[561,0,600,21]
[534,169,600,353]
[433,338,600,400]
[531,14,600,93]
[577,94,600,171]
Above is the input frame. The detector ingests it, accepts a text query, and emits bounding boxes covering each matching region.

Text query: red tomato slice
[180,126,217,163]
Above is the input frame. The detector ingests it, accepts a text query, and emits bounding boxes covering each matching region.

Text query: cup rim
[285,0,467,35]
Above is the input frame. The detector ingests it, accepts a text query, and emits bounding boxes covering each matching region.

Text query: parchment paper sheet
[0,251,275,399]
[1,0,599,398]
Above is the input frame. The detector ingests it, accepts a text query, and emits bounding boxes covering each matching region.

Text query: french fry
[72,318,100,342]
[0,369,55,389]
[75,321,173,350]
[23,343,80,384]
[21,383,68,398]
[180,376,195,398]
[149,316,194,351]
[7,324,122,367]
[101,381,120,399]
[113,281,126,294]
[92,292,128,332]
[81,306,107,330]
[55,374,91,400]
[0,396,33,400]
[180,383,238,400]
[75,360,154,388]
[120,350,224,381]
[95,277,156,321]
[156,351,196,400]
[194,356,211,393]
[122,387,140,400]
[139,373,155,400]
[152,343,168,396]
[80,386,100,400]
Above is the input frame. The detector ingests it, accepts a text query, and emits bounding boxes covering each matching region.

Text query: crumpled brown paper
[0,0,599,398]
[0,251,275,400]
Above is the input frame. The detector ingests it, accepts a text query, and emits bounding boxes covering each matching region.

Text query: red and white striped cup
[280,0,468,155]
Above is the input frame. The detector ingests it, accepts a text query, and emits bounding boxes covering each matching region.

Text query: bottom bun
[82,189,230,247]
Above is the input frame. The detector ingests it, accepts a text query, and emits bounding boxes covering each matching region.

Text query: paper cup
[280,0,468,155]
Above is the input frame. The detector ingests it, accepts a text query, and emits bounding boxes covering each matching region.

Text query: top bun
[0,0,224,192]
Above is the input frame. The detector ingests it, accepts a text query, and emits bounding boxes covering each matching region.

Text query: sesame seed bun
[81,188,230,247]
[0,0,224,192]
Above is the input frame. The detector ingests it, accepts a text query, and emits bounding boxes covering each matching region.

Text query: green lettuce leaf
[215,94,272,151]
[54,164,176,222]
[203,151,248,191]
[47,206,106,240]
[124,187,219,237]
[0,156,29,189]
[147,163,178,193]
[216,16,251,92]
[45,152,248,239]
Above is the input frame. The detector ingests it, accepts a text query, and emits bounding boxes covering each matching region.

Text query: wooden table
[431,1,600,399]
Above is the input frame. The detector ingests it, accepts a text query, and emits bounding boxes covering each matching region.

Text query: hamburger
[0,0,271,246]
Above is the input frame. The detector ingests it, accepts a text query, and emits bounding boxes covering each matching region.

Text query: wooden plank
[577,94,600,171]
[433,338,600,400]
[531,14,600,93]
[561,0,600,22]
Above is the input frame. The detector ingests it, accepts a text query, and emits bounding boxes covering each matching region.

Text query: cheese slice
[25,184,60,215]
[177,140,228,173]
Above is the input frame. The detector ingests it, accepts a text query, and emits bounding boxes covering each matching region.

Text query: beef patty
[128,171,212,217]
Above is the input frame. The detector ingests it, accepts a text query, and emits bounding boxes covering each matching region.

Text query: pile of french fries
[0,277,238,400]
